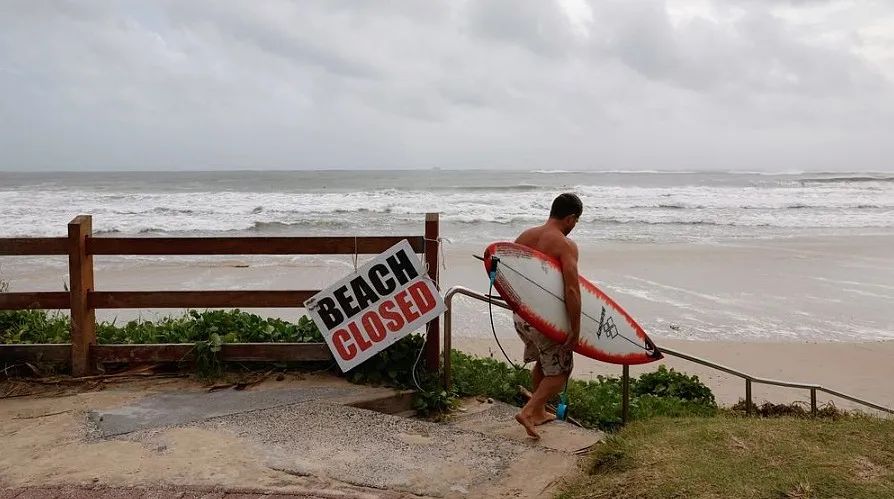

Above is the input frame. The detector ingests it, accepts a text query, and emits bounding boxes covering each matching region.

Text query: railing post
[423,213,440,373]
[745,379,753,415]
[68,215,96,376]
[443,291,453,390]
[622,364,630,424]
[810,388,817,417]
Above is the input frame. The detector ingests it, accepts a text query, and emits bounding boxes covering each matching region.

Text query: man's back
[515,224,577,263]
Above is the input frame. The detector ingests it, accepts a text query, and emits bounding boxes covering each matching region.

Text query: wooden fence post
[69,215,96,376]
[424,213,440,372]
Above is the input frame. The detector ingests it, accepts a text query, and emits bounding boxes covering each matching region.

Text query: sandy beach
[2,233,893,412]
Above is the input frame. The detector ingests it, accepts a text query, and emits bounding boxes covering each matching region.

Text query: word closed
[304,240,445,372]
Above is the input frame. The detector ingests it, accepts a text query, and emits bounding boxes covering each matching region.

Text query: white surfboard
[484,242,662,365]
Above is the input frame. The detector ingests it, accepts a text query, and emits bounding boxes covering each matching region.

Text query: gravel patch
[186,401,542,497]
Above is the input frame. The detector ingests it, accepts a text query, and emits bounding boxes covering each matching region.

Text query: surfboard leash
[488,256,523,370]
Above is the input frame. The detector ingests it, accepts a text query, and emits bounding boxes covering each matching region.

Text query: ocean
[2,170,893,343]
[1,170,892,241]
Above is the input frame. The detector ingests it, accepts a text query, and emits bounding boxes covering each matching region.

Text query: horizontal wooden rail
[87,236,425,255]
[0,343,331,365]
[0,238,68,255]
[0,291,321,309]
[220,343,331,362]
[0,214,440,375]
[0,292,71,310]
[88,291,317,309]
[0,344,71,364]
[91,344,193,364]
[91,343,332,363]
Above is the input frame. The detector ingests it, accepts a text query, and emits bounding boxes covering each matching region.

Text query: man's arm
[560,240,581,348]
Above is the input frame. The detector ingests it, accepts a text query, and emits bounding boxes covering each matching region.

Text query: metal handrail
[441,285,894,418]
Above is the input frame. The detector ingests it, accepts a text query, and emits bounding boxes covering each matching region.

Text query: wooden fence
[0,214,441,376]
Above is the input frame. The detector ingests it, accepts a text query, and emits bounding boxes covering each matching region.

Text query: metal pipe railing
[657,345,894,415]
[441,285,894,419]
[442,286,512,388]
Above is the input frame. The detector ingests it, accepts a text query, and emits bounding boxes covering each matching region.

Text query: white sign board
[304,239,446,372]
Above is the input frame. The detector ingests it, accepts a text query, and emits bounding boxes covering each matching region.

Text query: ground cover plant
[0,308,324,345]
[450,350,717,430]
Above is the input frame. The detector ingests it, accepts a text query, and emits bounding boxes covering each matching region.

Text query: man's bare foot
[533,411,556,426]
[515,413,540,439]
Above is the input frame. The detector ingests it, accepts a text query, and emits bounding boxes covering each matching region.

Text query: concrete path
[0,484,358,498]
[448,398,604,454]
[1,376,603,498]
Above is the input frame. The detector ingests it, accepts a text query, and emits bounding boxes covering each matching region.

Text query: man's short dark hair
[549,193,583,219]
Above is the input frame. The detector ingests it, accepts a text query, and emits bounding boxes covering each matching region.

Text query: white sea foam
[1,171,892,240]
[531,169,585,174]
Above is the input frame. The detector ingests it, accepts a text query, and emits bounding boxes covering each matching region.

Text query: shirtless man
[513,193,582,439]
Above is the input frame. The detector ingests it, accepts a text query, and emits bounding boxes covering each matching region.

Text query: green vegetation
[0,304,445,402]
[450,351,717,430]
[0,309,324,345]
[0,309,71,344]
[450,350,533,402]
[559,415,894,499]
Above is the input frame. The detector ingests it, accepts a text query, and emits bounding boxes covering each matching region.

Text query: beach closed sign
[304,240,445,372]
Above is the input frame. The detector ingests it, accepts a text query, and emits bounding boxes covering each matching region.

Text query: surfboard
[483,241,662,365]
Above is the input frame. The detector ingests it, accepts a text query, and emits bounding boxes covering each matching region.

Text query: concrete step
[448,397,605,454]
[346,389,416,415]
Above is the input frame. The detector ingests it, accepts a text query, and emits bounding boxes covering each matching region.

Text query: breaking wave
[1,171,892,239]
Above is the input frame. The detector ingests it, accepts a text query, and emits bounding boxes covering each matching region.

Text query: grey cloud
[161,2,382,81]
[591,1,884,96]
[464,0,577,58]
[0,0,892,172]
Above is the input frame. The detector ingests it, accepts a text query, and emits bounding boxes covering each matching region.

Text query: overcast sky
[1,0,893,172]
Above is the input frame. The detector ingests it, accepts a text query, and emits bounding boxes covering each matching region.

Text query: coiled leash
[486,255,519,369]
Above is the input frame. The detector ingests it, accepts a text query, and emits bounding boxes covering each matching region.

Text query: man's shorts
[513,314,573,377]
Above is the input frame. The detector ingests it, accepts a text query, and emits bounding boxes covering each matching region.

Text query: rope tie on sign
[422,236,451,291]
[410,320,434,393]
[409,237,451,392]
[352,236,358,272]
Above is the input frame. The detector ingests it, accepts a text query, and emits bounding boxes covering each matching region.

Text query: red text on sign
[331,280,438,361]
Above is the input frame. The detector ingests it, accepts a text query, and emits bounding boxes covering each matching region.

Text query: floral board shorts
[513,314,573,377]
